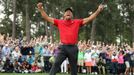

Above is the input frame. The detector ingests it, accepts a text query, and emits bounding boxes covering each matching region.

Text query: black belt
[61,44,77,46]
[60,42,77,46]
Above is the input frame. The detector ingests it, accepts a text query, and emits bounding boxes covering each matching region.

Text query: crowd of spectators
[0,33,134,75]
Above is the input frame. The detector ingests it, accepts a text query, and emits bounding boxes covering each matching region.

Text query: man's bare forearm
[83,10,100,24]
[37,2,54,24]
[39,9,54,24]
[82,5,104,25]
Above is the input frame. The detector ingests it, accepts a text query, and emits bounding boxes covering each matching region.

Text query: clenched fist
[97,4,104,12]
[37,2,43,11]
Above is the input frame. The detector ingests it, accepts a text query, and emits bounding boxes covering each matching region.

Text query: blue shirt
[27,56,34,65]
[2,46,11,57]
[43,48,52,56]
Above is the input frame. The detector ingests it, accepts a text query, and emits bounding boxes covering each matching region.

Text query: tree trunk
[49,4,55,43]
[45,22,48,36]
[90,19,97,42]
[25,0,30,42]
[12,0,16,40]
[132,22,134,48]
[131,2,134,48]
[44,3,49,37]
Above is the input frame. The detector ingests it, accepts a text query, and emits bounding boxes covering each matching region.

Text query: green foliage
[0,0,133,44]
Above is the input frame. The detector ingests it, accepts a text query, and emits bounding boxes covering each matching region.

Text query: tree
[0,0,133,45]
[117,0,134,47]
[12,0,17,40]
[90,19,97,42]
[25,0,30,42]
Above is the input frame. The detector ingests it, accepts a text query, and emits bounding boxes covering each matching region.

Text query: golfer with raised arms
[37,2,104,75]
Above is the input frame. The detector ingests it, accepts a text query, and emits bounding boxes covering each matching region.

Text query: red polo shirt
[54,19,83,45]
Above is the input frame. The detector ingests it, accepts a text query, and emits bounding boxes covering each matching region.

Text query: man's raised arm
[37,2,54,24]
[82,4,104,25]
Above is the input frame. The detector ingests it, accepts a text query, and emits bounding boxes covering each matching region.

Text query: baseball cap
[65,7,73,13]
[5,44,8,46]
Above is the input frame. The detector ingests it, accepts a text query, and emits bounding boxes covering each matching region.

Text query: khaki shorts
[78,60,84,66]
[125,61,130,68]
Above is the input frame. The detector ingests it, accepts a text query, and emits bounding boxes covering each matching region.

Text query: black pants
[118,63,125,74]
[49,45,78,75]
[44,56,52,72]
[111,62,118,74]
[44,60,52,72]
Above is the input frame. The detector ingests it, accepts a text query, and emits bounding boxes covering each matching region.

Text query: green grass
[0,73,87,75]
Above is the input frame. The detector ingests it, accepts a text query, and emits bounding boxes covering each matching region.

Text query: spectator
[31,61,41,73]
[34,42,42,59]
[3,58,14,72]
[124,51,131,75]
[111,52,118,74]
[0,59,4,72]
[20,46,29,60]
[61,59,68,73]
[77,48,84,73]
[118,50,125,75]
[18,56,23,64]
[12,46,21,61]
[0,46,2,60]
[84,49,93,74]
[130,51,134,75]
[91,52,99,74]
[43,45,52,72]
[27,54,34,65]
[13,59,21,73]
[2,44,11,62]
[21,60,31,73]
[97,56,106,75]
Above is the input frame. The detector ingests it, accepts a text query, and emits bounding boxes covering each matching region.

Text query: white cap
[5,44,8,46]
[92,45,96,48]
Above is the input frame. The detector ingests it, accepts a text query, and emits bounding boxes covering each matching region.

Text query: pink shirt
[118,54,124,64]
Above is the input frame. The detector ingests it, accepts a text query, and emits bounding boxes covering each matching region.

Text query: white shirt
[12,50,21,59]
[84,52,92,62]
[111,55,118,60]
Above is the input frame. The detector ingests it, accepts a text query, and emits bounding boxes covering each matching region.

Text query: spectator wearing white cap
[2,44,11,61]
